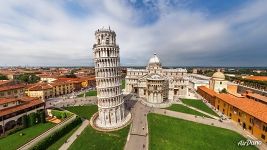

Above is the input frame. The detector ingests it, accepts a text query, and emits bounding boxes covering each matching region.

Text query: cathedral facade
[125,54,189,104]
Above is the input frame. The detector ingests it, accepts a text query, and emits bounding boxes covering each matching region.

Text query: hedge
[30,117,82,150]
[51,110,72,119]
[28,112,37,127]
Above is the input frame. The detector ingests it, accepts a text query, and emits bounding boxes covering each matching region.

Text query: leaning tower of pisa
[92,27,130,129]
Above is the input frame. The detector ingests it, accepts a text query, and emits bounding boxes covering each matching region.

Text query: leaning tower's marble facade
[92,28,127,128]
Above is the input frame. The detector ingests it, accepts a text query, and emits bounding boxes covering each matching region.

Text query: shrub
[28,112,37,126]
[22,115,29,128]
[39,110,46,123]
[30,117,82,150]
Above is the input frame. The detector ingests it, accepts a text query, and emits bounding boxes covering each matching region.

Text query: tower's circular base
[90,111,132,132]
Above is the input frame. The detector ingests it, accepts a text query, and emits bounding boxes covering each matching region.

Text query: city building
[125,53,189,106]
[92,27,130,129]
[243,90,267,105]
[0,96,44,135]
[0,84,25,98]
[209,71,228,93]
[197,86,267,143]
[25,83,54,100]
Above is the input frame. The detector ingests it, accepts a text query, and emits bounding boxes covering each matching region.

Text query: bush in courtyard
[51,110,71,119]
[28,112,37,126]
[39,110,46,123]
[30,117,82,150]
[22,115,29,128]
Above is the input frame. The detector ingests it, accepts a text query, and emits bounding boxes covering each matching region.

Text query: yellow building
[51,81,74,97]
[198,86,267,143]
[25,83,53,101]
[0,84,25,98]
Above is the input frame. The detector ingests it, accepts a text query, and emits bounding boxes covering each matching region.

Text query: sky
[0,0,267,67]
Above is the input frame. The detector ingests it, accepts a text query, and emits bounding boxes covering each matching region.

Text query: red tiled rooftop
[198,86,218,97]
[26,83,53,91]
[245,76,267,81]
[0,98,44,117]
[246,93,267,103]
[0,97,20,105]
[216,94,267,123]
[0,84,25,92]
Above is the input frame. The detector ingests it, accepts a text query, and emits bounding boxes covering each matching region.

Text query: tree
[15,73,40,83]
[0,74,8,80]
[220,88,227,94]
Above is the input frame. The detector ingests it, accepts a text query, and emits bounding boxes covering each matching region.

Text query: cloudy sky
[0,0,267,67]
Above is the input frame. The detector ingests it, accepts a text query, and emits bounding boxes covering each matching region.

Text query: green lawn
[0,123,54,150]
[77,90,97,97]
[181,99,219,117]
[64,105,98,119]
[47,123,81,150]
[121,79,125,89]
[68,125,130,150]
[166,104,213,118]
[148,114,257,150]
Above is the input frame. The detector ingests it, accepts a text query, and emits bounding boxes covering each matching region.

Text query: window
[238,119,240,122]
[249,126,252,130]
[220,82,222,84]
[261,134,265,140]
[3,103,8,107]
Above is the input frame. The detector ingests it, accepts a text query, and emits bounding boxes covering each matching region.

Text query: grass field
[64,105,98,119]
[148,114,257,150]
[68,125,130,150]
[77,90,97,97]
[181,99,219,117]
[47,123,81,150]
[166,104,212,118]
[121,79,125,89]
[0,123,54,150]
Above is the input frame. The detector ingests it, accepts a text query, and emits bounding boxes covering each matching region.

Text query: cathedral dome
[212,71,225,80]
[148,53,161,65]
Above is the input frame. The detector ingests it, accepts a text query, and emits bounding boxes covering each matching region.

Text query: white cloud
[0,0,266,66]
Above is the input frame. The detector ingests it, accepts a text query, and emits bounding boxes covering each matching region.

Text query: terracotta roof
[0,80,12,86]
[0,97,20,105]
[216,94,267,123]
[26,83,53,91]
[198,86,218,97]
[0,97,44,117]
[0,84,25,92]
[246,93,267,103]
[245,76,267,81]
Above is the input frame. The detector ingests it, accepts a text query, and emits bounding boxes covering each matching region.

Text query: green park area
[0,123,54,150]
[148,114,257,150]
[77,90,97,97]
[64,105,98,120]
[181,99,219,117]
[65,105,129,150]
[166,104,212,118]
[69,125,129,150]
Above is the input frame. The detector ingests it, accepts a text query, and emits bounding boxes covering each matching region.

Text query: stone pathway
[153,109,267,150]
[18,115,77,150]
[124,101,149,150]
[59,119,89,150]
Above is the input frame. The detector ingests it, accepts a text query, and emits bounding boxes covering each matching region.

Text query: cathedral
[125,53,189,105]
